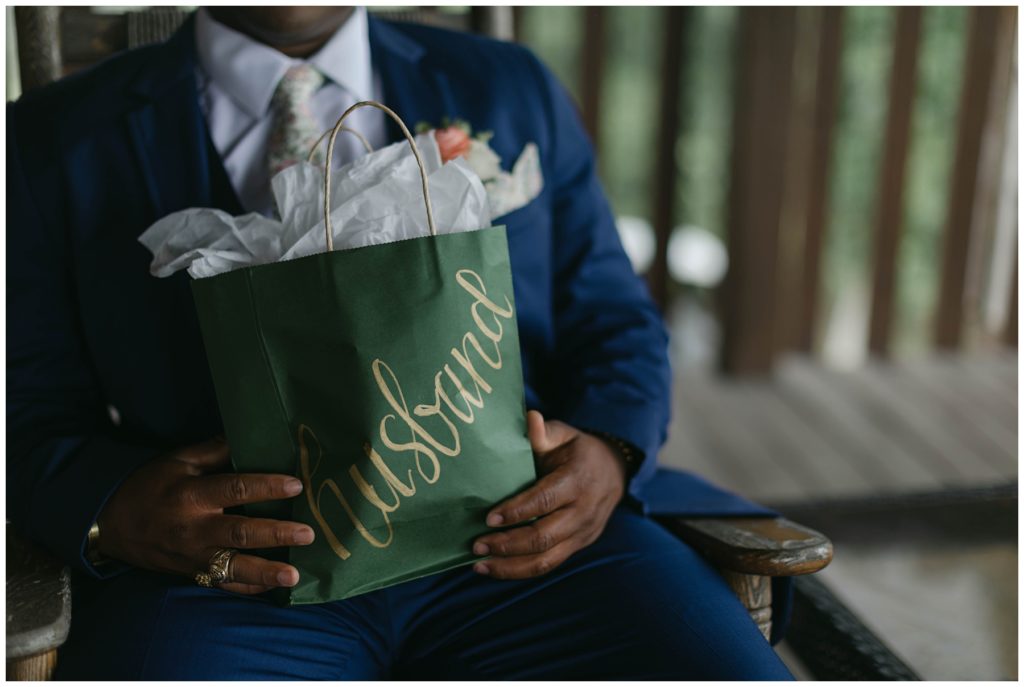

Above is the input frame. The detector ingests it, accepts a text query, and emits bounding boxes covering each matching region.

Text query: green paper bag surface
[191,226,536,604]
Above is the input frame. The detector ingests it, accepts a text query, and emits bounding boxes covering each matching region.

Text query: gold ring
[194,548,238,587]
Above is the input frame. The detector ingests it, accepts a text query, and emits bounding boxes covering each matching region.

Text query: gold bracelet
[86,521,106,566]
[585,429,643,478]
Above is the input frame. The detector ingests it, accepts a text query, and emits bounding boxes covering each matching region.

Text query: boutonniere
[416,118,544,220]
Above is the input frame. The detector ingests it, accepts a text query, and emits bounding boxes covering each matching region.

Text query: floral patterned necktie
[267,64,325,177]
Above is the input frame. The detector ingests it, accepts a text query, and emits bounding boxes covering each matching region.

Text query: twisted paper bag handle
[307,126,374,160]
[311,100,437,252]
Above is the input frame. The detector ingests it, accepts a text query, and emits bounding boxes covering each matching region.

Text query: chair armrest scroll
[6,525,72,662]
[657,516,833,577]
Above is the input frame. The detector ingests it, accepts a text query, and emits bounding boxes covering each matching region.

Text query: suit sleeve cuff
[28,436,163,579]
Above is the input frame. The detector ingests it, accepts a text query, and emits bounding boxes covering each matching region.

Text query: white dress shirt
[194,7,387,216]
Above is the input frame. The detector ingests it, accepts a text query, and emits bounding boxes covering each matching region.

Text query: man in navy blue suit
[7,7,792,679]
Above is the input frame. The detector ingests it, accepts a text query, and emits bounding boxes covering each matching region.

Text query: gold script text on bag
[190,101,536,604]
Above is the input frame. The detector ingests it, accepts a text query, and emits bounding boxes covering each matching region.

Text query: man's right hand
[97,436,314,594]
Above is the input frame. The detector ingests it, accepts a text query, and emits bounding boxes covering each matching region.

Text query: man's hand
[472,410,628,580]
[97,437,314,594]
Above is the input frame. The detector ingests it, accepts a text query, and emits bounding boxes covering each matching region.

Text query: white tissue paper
[139,132,492,279]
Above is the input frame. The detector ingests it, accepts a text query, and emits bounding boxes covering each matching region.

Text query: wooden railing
[564,6,1018,376]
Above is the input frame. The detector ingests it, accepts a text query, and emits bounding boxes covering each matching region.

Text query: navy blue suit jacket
[8,16,774,583]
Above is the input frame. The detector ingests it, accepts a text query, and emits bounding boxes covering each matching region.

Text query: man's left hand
[472,410,628,580]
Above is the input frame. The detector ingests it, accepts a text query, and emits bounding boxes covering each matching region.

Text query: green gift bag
[190,102,536,604]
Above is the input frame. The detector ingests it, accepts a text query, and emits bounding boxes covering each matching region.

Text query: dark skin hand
[472,410,628,580]
[97,415,628,589]
[97,437,314,594]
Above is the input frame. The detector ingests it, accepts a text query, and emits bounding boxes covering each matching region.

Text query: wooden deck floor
[659,351,1018,505]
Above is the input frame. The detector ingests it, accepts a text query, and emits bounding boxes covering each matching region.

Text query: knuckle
[274,526,292,546]
[171,486,195,511]
[229,521,250,547]
[495,536,516,556]
[168,488,187,510]
[557,473,576,495]
[488,565,513,580]
[564,472,585,495]
[227,477,249,503]
[178,445,201,463]
[168,521,189,543]
[568,471,588,494]
[532,529,553,552]
[532,556,555,576]
[537,489,556,513]
[578,511,596,531]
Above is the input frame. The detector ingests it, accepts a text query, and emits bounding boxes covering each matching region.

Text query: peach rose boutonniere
[416,118,543,219]
[434,124,473,162]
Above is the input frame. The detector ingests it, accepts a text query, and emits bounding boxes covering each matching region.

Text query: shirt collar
[194,7,373,120]
[310,7,373,103]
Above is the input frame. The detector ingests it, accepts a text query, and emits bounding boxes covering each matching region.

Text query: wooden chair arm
[6,525,71,680]
[657,516,834,577]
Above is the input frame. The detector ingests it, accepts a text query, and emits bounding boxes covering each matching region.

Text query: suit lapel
[126,15,241,218]
[368,17,457,142]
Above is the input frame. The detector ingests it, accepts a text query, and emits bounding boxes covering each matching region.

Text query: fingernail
[277,570,298,586]
[284,478,303,496]
[486,512,504,527]
[473,562,490,575]
[293,528,315,545]
[473,542,489,556]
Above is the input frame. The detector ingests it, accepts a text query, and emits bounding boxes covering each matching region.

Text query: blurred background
[7,5,1018,680]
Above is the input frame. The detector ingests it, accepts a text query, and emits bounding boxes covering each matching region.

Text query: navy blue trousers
[56,508,793,680]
